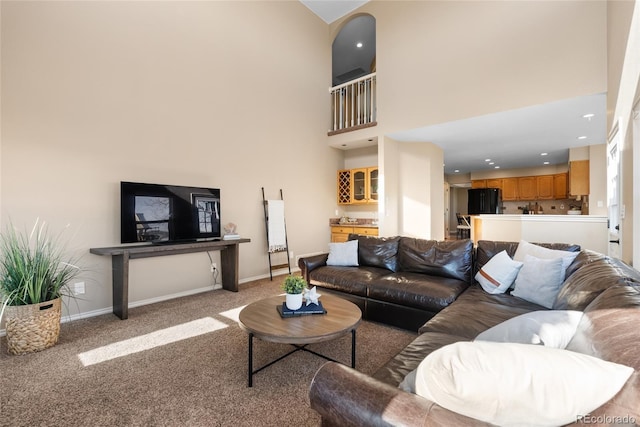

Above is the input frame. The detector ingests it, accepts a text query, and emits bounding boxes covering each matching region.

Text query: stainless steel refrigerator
[468,188,502,214]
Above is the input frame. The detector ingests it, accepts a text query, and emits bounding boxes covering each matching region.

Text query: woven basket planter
[5,298,61,355]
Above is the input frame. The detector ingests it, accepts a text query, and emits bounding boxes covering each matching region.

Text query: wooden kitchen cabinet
[536,175,554,199]
[471,180,487,189]
[553,173,568,199]
[569,160,589,196]
[331,225,378,242]
[501,178,519,201]
[337,167,379,205]
[518,177,537,200]
[486,179,502,190]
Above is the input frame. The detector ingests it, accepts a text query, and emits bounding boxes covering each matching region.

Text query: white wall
[381,139,444,239]
[0,1,339,318]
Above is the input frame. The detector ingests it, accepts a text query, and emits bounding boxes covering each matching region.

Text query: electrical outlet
[74,282,85,295]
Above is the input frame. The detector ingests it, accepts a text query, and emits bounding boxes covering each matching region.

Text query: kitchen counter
[331,223,379,228]
[471,214,608,253]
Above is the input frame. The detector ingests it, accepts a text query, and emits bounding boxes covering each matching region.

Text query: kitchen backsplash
[501,197,589,215]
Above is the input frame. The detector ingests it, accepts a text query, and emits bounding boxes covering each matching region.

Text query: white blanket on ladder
[267,200,287,253]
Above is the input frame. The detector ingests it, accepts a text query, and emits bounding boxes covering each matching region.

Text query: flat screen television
[120,181,221,244]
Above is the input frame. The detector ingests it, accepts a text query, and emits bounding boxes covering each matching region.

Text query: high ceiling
[300,1,608,176]
[299,0,369,24]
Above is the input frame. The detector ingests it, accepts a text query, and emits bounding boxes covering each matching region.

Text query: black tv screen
[120,181,221,244]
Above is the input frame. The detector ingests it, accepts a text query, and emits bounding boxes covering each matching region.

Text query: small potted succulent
[282,275,307,310]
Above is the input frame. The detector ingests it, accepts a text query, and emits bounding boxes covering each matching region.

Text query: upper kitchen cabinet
[472,178,502,189]
[569,160,590,197]
[501,178,519,201]
[553,173,568,199]
[536,175,554,200]
[486,179,502,189]
[337,167,379,205]
[517,177,537,200]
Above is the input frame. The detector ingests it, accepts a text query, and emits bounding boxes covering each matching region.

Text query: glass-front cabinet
[369,168,379,201]
[338,167,378,205]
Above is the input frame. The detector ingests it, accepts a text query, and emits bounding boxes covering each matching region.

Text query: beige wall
[342,0,607,135]
[1,1,339,317]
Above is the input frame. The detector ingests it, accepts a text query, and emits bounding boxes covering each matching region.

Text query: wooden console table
[90,239,250,320]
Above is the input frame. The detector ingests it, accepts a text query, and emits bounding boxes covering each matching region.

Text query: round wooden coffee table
[238,293,361,387]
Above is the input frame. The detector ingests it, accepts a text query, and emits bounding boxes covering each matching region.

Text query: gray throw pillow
[326,239,359,266]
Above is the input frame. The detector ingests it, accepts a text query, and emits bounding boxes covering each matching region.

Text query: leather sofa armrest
[309,362,435,426]
[309,362,492,426]
[298,253,328,282]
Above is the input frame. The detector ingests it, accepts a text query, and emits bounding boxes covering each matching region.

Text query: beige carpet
[0,276,416,427]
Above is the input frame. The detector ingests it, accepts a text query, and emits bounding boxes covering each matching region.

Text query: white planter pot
[285,293,303,310]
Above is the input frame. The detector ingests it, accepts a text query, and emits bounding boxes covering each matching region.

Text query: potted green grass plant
[282,275,307,310]
[0,220,81,355]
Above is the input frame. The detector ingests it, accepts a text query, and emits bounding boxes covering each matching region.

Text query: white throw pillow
[475,310,583,348]
[475,250,523,294]
[326,239,359,266]
[512,255,565,308]
[415,341,633,426]
[513,240,579,280]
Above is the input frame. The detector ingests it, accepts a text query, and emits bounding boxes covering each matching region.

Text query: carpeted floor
[0,276,416,427]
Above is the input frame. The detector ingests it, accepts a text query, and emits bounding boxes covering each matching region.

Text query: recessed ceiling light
[541,152,548,156]
[454,169,460,173]
[489,162,495,165]
[356,42,363,48]
[485,159,491,162]
[578,136,587,140]
[583,113,595,120]
[543,161,550,165]
[494,166,500,169]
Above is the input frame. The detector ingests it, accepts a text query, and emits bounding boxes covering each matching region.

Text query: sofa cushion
[475,250,523,294]
[567,285,640,370]
[397,238,473,283]
[419,286,545,339]
[308,265,390,297]
[348,234,400,272]
[326,240,359,266]
[513,240,579,280]
[512,255,566,308]
[368,272,469,312]
[373,331,469,387]
[475,310,583,348]
[414,341,634,427]
[553,257,640,311]
[475,240,580,278]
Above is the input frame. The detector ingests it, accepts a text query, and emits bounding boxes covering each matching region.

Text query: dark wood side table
[238,293,361,387]
[90,238,250,320]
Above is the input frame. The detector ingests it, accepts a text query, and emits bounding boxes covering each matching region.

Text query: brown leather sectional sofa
[301,238,640,426]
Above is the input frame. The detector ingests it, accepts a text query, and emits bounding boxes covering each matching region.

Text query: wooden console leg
[220,243,239,292]
[112,253,129,320]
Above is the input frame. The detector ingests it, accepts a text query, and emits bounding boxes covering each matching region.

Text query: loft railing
[329,72,377,134]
